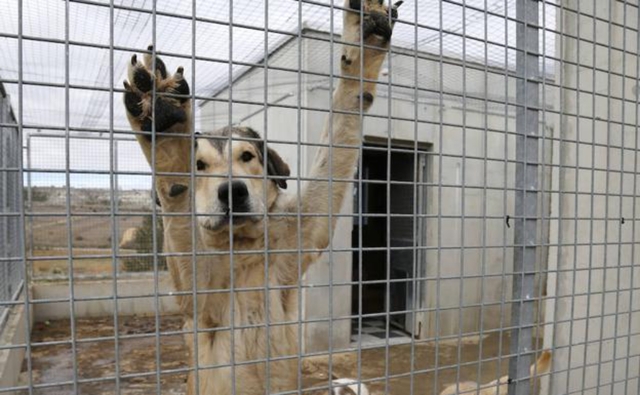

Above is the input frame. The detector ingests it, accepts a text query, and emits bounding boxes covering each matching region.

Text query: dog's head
[194,126,290,238]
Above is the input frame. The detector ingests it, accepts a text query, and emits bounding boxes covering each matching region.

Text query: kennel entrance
[351,142,427,339]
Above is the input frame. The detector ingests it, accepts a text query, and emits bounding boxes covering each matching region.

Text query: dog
[122,0,400,393]
[439,350,552,395]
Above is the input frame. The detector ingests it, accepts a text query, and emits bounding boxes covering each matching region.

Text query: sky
[0,0,556,189]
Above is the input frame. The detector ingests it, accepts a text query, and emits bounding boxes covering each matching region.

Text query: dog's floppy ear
[266,147,290,189]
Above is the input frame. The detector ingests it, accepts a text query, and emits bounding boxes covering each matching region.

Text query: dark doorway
[351,144,426,338]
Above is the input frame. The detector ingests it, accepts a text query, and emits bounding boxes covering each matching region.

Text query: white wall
[32,274,179,321]
[543,1,640,394]
[201,31,556,348]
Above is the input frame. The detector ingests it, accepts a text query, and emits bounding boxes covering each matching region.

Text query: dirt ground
[31,248,125,276]
[18,315,544,395]
[29,208,144,250]
[28,199,149,276]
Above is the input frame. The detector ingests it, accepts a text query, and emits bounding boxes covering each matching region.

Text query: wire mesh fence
[0,84,24,333]
[0,0,639,394]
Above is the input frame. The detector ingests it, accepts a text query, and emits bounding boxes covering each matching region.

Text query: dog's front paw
[344,0,402,49]
[339,0,401,110]
[123,46,191,140]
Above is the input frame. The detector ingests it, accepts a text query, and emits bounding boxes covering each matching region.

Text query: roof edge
[199,28,329,106]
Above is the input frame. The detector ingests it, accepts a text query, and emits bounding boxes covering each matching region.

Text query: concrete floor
[18,315,544,394]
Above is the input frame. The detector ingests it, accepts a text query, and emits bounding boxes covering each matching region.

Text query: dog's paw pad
[123,82,144,118]
[129,56,153,93]
[123,47,192,135]
[349,0,401,43]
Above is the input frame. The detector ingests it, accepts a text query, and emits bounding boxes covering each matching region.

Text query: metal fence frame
[0,83,25,333]
[1,0,640,394]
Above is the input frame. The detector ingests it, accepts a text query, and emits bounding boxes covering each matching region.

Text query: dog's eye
[240,151,255,162]
[196,160,207,171]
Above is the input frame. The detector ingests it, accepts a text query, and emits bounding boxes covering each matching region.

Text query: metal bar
[431,1,445,392]
[625,4,640,395]
[148,3,162,393]
[327,1,336,392]
[16,1,34,390]
[262,1,272,393]
[26,133,33,266]
[595,2,614,394]
[408,0,422,393]
[189,1,200,394]
[62,0,80,391]
[227,0,236,392]
[107,0,121,392]
[608,1,628,393]
[454,0,469,393]
[0,281,24,332]
[1,94,8,311]
[295,1,304,393]
[508,0,540,394]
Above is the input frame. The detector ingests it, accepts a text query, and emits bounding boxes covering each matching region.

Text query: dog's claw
[393,0,403,8]
[131,54,137,65]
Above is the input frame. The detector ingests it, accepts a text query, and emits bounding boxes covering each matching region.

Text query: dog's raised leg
[297,2,400,393]
[123,46,204,392]
[123,46,192,208]
[122,45,198,301]
[299,0,400,273]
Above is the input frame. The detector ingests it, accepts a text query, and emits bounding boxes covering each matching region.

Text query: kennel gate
[0,0,640,394]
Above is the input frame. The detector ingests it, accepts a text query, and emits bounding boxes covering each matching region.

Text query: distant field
[27,187,153,249]
[26,187,158,276]
[29,208,145,249]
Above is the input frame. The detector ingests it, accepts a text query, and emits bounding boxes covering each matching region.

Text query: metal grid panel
[0,86,24,332]
[0,0,638,394]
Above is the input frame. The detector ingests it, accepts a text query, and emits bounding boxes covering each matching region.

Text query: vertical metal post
[508,0,539,394]
[1,98,7,305]
[26,133,33,270]
[114,139,119,196]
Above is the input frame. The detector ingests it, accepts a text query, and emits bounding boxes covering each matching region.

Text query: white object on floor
[331,378,370,395]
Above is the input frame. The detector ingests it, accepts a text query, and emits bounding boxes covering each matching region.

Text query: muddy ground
[18,315,543,395]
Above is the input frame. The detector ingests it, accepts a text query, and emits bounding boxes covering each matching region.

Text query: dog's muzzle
[218,180,251,216]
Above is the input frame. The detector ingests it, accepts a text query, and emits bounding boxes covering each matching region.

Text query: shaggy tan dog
[439,351,552,395]
[122,0,400,393]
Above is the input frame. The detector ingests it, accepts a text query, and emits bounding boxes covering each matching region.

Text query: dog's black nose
[218,181,249,209]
